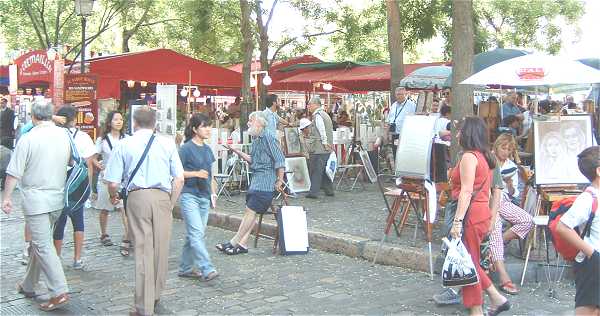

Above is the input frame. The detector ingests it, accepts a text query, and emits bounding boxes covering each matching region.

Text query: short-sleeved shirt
[560,187,600,252]
[179,140,215,199]
[96,134,125,180]
[501,102,521,122]
[69,128,96,159]
[499,159,519,198]
[6,121,71,215]
[249,131,285,192]
[386,99,417,135]
[263,108,282,138]
[104,129,184,193]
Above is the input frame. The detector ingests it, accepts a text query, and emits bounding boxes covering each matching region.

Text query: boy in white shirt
[557,146,600,315]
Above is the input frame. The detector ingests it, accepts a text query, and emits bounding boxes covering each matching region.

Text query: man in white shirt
[385,87,416,157]
[305,97,334,199]
[557,146,599,315]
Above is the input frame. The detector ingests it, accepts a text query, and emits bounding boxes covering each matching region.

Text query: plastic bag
[325,152,337,182]
[442,237,479,287]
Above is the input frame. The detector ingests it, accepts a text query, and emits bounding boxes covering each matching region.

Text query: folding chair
[214,156,237,203]
[254,193,288,254]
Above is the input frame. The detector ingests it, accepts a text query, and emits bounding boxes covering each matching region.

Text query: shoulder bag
[119,133,156,209]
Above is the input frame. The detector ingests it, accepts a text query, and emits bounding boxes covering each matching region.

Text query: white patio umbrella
[460,54,600,86]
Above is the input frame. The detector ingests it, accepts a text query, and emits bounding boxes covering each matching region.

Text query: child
[557,146,600,315]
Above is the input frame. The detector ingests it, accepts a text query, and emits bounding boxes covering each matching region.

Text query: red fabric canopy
[277,62,448,92]
[89,49,241,99]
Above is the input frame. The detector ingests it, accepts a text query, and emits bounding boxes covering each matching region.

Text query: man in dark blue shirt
[216,111,285,255]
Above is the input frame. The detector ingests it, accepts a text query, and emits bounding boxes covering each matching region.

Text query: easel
[336,101,367,191]
[373,176,434,279]
[519,184,580,287]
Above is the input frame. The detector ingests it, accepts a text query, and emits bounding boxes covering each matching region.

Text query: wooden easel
[373,176,434,279]
[519,184,580,286]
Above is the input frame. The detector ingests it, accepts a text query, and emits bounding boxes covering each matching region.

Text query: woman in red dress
[450,117,510,316]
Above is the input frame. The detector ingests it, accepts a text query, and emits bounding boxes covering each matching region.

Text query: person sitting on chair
[216,111,285,255]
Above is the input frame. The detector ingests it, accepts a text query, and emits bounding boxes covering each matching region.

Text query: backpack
[548,187,598,261]
[64,129,91,215]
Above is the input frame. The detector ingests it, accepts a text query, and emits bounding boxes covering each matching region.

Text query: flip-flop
[499,281,519,295]
[487,300,510,316]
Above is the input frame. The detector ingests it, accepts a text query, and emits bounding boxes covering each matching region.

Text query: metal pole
[81,17,86,73]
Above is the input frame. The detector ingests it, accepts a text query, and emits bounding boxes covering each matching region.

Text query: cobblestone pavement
[1,190,577,315]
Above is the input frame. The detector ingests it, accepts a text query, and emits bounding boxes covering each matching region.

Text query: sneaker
[72,260,84,270]
[433,288,461,305]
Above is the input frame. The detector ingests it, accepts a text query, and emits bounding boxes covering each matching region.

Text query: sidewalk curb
[182,209,431,273]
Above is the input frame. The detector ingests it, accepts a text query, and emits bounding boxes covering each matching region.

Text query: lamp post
[75,0,95,74]
[250,70,272,111]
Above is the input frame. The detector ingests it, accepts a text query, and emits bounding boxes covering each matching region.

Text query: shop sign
[64,73,98,139]
[17,51,53,81]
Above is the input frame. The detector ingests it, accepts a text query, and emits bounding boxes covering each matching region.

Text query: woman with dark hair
[53,105,96,270]
[449,117,510,315]
[92,111,131,256]
[177,113,219,281]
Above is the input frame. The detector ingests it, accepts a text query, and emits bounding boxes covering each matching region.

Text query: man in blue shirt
[385,87,416,156]
[501,92,524,125]
[262,94,289,138]
[216,111,285,255]
[105,107,184,316]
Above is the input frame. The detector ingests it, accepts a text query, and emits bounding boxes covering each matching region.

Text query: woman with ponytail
[177,113,219,281]
[449,117,510,316]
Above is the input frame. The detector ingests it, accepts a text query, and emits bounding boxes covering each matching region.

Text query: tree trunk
[386,0,403,103]
[240,0,254,138]
[122,31,131,53]
[450,0,475,162]
[255,0,269,109]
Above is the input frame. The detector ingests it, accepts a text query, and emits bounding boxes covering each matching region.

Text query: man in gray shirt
[305,97,335,198]
[2,102,71,311]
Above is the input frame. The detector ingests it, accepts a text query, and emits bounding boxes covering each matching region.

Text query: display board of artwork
[155,84,177,136]
[534,115,593,185]
[285,157,311,193]
[395,115,437,178]
[359,149,377,183]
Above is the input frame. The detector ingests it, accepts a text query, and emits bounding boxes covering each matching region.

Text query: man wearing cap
[298,118,312,159]
[305,97,335,199]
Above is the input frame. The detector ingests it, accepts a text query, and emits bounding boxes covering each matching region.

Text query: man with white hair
[386,87,416,156]
[305,97,335,198]
[2,102,71,311]
[217,111,285,255]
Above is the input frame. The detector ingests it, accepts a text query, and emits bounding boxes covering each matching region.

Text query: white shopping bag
[325,152,337,182]
[441,237,479,287]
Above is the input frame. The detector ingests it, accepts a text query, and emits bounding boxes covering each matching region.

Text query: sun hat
[298,118,312,131]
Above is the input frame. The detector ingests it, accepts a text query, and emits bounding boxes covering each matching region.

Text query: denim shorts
[53,206,85,240]
[246,190,274,214]
[574,251,599,308]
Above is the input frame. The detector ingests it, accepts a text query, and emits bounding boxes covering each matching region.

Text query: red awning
[89,49,241,99]
[277,62,448,92]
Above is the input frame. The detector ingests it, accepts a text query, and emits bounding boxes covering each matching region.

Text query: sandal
[16,282,35,298]
[225,245,248,255]
[177,270,203,279]
[215,242,233,252]
[39,293,69,311]
[100,234,113,246]
[499,281,519,295]
[487,300,510,316]
[120,240,131,257]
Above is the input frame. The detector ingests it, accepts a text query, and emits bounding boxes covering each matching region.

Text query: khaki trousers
[127,189,172,315]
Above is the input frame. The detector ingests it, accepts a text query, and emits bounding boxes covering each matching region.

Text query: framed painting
[284,127,302,156]
[359,149,377,183]
[534,115,593,185]
[285,157,311,193]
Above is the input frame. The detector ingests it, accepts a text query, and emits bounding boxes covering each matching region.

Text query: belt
[128,188,163,193]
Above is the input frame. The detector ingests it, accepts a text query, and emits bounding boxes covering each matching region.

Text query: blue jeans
[179,193,215,276]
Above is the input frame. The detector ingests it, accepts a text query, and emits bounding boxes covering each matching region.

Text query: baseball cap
[298,118,311,131]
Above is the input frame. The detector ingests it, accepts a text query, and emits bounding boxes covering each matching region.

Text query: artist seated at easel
[216,111,286,255]
[304,97,335,199]
[556,146,600,316]
[488,134,534,295]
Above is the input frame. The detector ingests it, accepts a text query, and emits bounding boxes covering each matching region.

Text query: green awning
[278,61,386,72]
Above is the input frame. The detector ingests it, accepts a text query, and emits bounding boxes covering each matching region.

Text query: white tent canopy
[460,54,600,87]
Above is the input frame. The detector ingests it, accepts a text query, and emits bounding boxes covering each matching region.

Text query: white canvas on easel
[278,206,309,254]
[395,115,437,178]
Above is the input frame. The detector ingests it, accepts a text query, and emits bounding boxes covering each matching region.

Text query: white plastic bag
[442,237,479,287]
[325,152,337,182]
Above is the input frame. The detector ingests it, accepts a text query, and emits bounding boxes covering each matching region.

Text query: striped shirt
[249,130,285,192]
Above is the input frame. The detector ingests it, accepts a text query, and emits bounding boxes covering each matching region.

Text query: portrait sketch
[359,150,377,183]
[534,115,592,185]
[285,157,311,193]
[284,127,302,156]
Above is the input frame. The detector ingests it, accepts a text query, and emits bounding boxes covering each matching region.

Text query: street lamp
[75,0,95,74]
[250,70,271,111]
